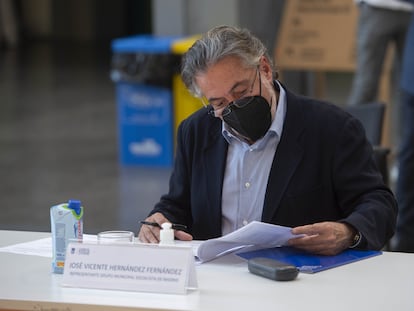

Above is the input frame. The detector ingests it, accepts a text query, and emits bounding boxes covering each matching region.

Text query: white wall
[152,0,239,36]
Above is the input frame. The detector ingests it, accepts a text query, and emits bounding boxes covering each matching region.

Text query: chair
[345,102,385,145]
[344,102,390,185]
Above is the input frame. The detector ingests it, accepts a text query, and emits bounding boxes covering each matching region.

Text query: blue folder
[237,246,382,273]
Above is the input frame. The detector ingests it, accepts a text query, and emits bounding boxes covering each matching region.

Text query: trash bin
[111,35,181,166]
[171,35,202,137]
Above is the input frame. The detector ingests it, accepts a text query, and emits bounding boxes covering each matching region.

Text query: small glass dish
[97,230,134,244]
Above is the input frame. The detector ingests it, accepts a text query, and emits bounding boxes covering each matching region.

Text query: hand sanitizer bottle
[159,222,174,245]
[50,199,83,274]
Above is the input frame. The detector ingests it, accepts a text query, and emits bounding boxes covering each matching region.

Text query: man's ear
[259,56,273,80]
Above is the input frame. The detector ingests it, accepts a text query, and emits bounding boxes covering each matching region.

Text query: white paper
[0,234,97,257]
[0,222,299,264]
[194,221,301,263]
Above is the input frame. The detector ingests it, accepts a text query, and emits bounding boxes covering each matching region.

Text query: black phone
[248,257,299,281]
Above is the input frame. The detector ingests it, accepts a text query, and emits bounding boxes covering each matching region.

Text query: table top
[1,230,413,311]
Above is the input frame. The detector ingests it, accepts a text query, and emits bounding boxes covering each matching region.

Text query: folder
[237,246,382,273]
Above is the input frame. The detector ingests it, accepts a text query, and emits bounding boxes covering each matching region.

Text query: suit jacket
[151,85,397,250]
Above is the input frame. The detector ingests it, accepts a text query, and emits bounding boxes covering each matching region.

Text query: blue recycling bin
[111,35,182,166]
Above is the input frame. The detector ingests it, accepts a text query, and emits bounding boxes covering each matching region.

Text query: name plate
[62,242,197,294]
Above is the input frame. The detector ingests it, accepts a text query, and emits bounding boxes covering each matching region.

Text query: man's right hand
[137,212,193,243]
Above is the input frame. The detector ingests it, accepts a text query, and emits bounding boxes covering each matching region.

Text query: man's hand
[137,212,193,243]
[288,222,355,255]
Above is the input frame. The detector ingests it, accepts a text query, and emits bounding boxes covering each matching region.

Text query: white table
[0,230,413,311]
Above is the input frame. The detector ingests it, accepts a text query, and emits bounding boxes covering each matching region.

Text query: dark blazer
[151,85,397,250]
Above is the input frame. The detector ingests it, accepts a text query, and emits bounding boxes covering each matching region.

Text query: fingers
[137,220,160,243]
[288,222,351,255]
[175,230,193,241]
[137,212,193,243]
[288,237,333,255]
[138,223,160,243]
[137,212,168,243]
[291,223,323,236]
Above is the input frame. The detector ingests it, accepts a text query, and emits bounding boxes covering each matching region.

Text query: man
[138,25,397,255]
[391,0,414,252]
[348,0,413,106]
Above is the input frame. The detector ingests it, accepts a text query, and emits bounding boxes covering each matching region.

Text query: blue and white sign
[116,82,174,166]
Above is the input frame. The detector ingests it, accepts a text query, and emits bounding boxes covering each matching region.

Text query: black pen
[140,221,187,231]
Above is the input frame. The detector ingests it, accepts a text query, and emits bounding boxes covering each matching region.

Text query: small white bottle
[159,222,174,245]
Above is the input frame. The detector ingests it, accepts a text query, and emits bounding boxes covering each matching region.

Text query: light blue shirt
[221,81,287,235]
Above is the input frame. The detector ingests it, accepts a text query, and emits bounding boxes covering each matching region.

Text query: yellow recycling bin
[171,35,202,138]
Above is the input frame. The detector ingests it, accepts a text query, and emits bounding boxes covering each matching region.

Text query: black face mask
[223,95,272,142]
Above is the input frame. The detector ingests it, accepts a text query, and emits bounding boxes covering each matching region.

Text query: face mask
[223,95,272,142]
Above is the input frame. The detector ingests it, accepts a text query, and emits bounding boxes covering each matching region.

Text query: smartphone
[248,257,299,281]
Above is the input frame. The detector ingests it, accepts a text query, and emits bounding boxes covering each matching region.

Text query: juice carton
[50,199,83,274]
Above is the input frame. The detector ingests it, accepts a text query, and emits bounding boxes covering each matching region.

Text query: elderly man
[138,25,397,255]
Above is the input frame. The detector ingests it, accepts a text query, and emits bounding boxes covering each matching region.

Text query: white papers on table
[0,234,97,257]
[0,222,299,263]
[193,221,299,263]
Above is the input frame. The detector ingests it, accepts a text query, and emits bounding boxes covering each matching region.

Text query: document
[0,234,96,257]
[237,246,382,273]
[193,221,301,263]
[0,223,300,265]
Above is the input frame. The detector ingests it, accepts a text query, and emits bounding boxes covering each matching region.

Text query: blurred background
[0,0,399,234]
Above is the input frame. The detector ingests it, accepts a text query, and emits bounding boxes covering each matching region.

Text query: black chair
[344,102,390,185]
[345,102,385,146]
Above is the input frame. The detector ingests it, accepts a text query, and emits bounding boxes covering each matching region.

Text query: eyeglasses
[207,68,260,118]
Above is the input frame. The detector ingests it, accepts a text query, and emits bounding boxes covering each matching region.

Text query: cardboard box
[275,0,358,71]
[275,0,394,147]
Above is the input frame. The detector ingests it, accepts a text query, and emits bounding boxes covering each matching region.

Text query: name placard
[62,242,197,294]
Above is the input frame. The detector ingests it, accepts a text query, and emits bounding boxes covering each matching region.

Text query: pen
[140,221,187,231]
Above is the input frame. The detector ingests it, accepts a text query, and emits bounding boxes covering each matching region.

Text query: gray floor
[0,42,172,234]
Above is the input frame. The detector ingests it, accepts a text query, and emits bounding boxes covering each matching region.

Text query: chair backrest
[344,102,385,146]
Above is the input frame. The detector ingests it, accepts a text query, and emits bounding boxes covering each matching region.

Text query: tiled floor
[0,42,172,234]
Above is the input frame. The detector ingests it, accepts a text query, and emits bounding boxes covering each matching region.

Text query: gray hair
[181,25,276,97]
